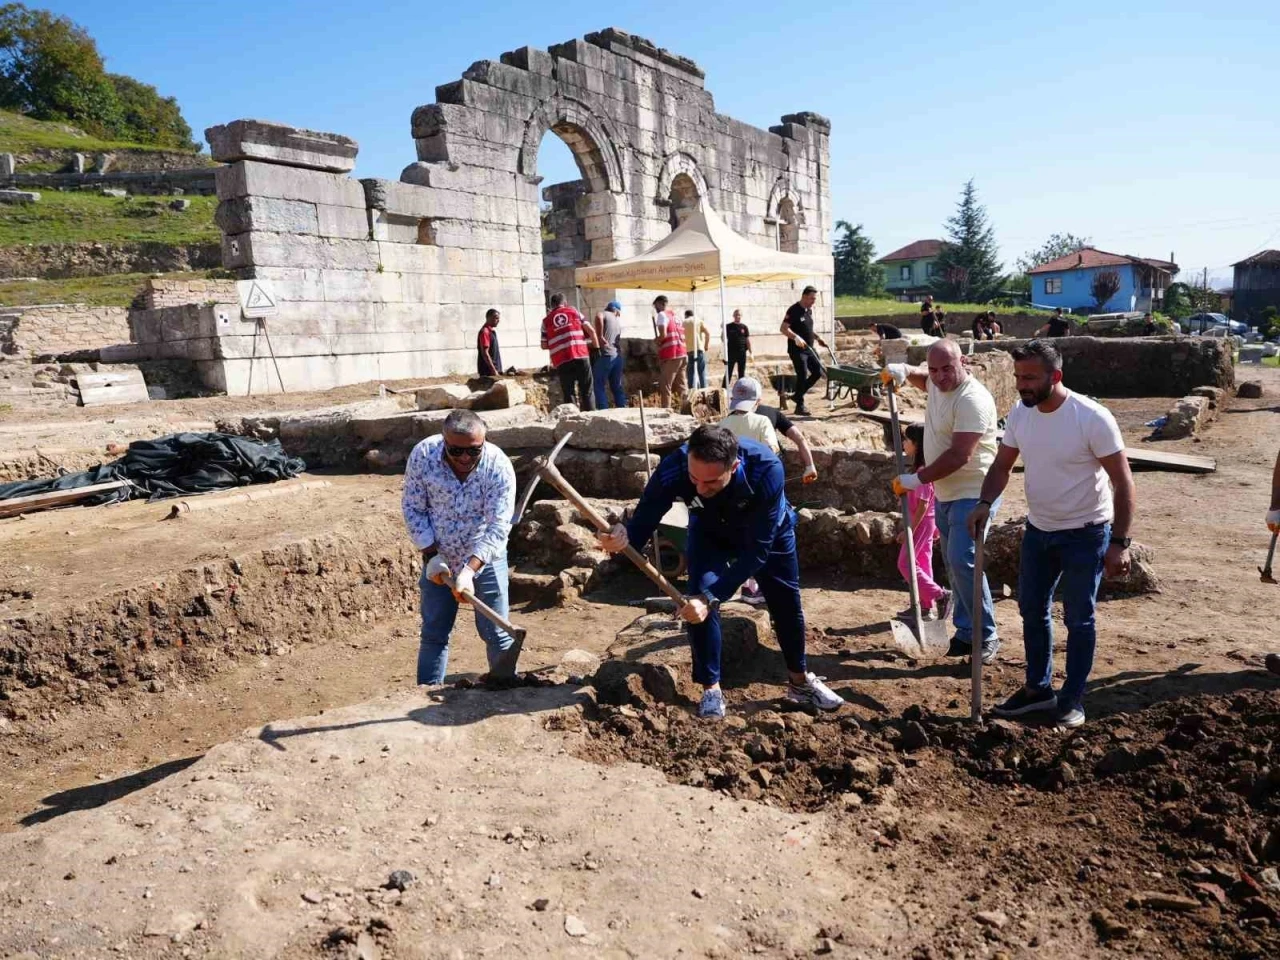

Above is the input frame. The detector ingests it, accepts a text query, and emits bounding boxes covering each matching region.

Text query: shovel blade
[889,616,952,660]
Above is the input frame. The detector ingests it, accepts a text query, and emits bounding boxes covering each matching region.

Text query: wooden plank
[856,410,1216,473]
[0,479,130,518]
[78,382,150,407]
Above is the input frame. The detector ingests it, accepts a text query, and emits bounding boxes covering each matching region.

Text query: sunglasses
[445,443,484,459]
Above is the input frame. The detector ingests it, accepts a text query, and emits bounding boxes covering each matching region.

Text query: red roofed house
[877,239,944,298]
[1027,246,1178,313]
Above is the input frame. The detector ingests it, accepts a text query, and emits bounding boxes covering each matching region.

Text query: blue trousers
[686,352,708,389]
[1018,521,1110,710]
[687,526,806,687]
[592,354,627,408]
[935,497,1000,646]
[417,557,514,684]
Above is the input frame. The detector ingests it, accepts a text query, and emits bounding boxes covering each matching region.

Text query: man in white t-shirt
[882,339,1001,662]
[967,339,1136,728]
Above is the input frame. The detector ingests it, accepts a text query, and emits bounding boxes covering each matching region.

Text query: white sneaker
[698,687,726,720]
[786,673,844,712]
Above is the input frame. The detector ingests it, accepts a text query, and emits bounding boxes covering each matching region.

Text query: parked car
[1185,312,1247,335]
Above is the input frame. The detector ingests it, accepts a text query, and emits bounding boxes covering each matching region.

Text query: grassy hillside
[0,109,196,155]
[0,191,218,246]
[835,296,1048,317]
[0,270,226,308]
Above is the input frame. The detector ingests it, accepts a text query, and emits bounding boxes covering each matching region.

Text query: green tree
[108,73,196,150]
[1163,283,1193,317]
[1015,232,1092,275]
[930,179,1005,302]
[832,220,883,297]
[0,3,196,149]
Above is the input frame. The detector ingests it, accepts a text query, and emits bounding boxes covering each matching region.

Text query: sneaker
[895,605,918,621]
[698,687,726,720]
[1055,702,1086,728]
[979,639,1001,665]
[992,686,1058,718]
[740,581,767,607]
[945,635,971,658]
[935,590,952,623]
[786,673,844,712]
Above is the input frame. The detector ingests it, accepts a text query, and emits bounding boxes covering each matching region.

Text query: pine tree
[832,221,883,296]
[930,180,1005,302]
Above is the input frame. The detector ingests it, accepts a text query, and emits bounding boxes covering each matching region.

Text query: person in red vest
[652,294,687,408]
[541,292,599,411]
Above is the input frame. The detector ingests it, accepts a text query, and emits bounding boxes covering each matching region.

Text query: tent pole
[718,271,728,388]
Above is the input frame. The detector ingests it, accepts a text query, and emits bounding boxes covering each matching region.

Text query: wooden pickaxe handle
[537,462,687,606]
[442,573,528,642]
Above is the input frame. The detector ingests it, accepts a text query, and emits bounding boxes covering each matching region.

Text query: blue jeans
[686,352,707,389]
[687,524,806,687]
[592,353,626,408]
[1019,521,1110,710]
[417,557,514,684]
[935,497,1000,647]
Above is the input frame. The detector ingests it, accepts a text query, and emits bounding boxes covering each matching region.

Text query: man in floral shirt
[401,409,517,683]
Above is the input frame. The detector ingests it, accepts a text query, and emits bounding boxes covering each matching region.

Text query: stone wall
[971,336,1233,397]
[840,312,1051,339]
[143,276,238,310]
[0,241,221,280]
[197,28,833,394]
[0,303,130,359]
[0,168,216,196]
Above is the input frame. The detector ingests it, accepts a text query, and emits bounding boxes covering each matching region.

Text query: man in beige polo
[882,339,1001,661]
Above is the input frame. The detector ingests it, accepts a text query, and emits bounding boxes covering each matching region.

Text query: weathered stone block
[215,161,366,209]
[486,421,556,449]
[215,196,319,235]
[206,119,358,172]
[554,408,697,451]
[1154,395,1213,439]
[415,383,473,410]
[1237,380,1263,399]
[0,189,39,205]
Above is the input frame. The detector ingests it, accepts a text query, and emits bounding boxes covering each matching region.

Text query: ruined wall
[971,336,1233,397]
[0,241,221,280]
[0,169,216,196]
[0,304,130,359]
[202,28,832,394]
[143,276,238,310]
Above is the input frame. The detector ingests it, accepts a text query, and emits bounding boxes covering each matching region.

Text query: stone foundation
[0,304,131,359]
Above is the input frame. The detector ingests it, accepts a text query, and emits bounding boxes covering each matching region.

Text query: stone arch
[656,151,710,210]
[518,96,626,194]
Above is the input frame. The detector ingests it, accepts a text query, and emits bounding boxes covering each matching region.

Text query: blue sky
[46,0,1278,286]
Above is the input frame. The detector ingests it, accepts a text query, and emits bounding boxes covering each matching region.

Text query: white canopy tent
[573,204,834,353]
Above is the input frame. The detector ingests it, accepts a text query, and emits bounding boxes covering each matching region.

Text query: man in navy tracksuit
[597,424,844,720]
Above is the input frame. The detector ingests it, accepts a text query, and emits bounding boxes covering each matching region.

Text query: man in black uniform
[596,425,843,720]
[872,323,903,340]
[1037,307,1072,338]
[725,309,751,385]
[780,286,828,415]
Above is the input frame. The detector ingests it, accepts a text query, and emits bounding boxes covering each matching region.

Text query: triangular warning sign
[244,282,275,310]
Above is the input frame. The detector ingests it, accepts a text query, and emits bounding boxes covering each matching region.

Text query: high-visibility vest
[656,310,686,361]
[541,306,590,367]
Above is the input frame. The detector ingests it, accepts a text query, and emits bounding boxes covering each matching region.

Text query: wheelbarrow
[653,501,689,579]
[823,361,885,411]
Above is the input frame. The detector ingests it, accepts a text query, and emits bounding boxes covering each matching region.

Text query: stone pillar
[71,153,86,174]
[0,154,14,177]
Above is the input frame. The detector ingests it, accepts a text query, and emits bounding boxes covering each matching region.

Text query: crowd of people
[417,291,1238,729]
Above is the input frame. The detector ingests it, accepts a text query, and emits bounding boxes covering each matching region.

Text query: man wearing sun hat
[592,299,628,409]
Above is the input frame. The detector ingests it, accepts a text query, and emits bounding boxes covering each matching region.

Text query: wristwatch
[1113,536,1132,549]
[701,590,721,611]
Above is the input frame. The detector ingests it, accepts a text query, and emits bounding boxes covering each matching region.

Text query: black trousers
[557,357,596,411]
[726,350,747,384]
[789,350,823,407]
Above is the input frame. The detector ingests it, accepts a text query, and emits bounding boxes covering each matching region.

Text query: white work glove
[1268,508,1280,533]
[425,554,451,585]
[892,473,922,497]
[452,565,476,600]
[879,363,908,387]
[597,522,629,554]
[802,463,818,484]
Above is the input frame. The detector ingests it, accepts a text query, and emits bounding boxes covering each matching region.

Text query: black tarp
[0,433,307,506]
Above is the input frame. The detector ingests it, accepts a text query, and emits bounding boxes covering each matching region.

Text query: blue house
[1028,247,1178,313]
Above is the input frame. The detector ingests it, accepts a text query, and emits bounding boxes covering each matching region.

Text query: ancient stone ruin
[191,28,832,394]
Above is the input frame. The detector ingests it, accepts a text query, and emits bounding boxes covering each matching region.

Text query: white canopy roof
[574,205,833,291]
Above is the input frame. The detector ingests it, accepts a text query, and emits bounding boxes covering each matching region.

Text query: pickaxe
[440,571,528,677]
[513,432,686,606]
[1262,531,1278,584]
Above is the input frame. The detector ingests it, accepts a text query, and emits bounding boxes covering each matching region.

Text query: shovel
[1262,531,1278,584]
[971,530,987,724]
[886,383,951,659]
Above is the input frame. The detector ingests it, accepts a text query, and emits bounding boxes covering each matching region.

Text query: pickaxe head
[512,431,573,524]
[1261,567,1277,585]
